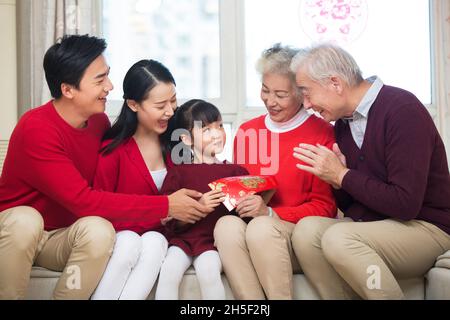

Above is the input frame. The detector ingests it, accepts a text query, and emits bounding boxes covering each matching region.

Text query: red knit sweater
[234,115,337,223]
[0,101,168,231]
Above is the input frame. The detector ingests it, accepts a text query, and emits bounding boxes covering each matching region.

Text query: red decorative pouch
[208,175,278,211]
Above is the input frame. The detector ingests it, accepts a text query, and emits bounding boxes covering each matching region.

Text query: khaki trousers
[214,215,300,300]
[292,216,450,300]
[0,206,116,300]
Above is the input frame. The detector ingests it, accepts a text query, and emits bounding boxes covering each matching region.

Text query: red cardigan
[0,101,168,231]
[234,115,337,223]
[94,138,173,234]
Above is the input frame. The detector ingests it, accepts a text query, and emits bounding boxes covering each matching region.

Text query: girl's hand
[168,189,213,224]
[199,189,226,210]
[236,195,269,219]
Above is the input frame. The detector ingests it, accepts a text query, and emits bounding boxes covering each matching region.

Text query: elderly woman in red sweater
[214,43,337,300]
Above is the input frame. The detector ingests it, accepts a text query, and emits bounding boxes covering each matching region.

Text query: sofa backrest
[0,140,8,174]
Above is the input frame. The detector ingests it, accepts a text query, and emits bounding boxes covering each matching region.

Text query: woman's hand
[236,195,269,219]
[199,189,226,210]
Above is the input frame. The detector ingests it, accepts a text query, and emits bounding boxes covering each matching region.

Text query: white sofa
[26,261,450,300]
[1,140,449,300]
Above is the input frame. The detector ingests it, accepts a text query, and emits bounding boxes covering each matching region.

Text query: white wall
[0,0,17,140]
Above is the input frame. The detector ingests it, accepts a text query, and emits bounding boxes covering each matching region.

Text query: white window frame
[99,0,440,131]
[429,0,441,121]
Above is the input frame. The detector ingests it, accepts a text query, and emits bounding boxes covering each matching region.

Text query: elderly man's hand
[293,143,349,189]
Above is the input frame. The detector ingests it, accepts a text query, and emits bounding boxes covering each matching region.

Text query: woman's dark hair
[44,34,107,99]
[168,99,222,159]
[101,59,176,156]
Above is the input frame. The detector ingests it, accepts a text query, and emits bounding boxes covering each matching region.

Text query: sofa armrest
[434,250,450,269]
[426,267,450,300]
[424,250,450,300]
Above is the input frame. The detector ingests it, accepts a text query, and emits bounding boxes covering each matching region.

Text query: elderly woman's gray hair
[256,43,302,97]
[256,43,301,83]
[290,43,364,87]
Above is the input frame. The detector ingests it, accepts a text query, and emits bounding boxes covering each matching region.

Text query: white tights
[91,230,168,300]
[155,246,225,300]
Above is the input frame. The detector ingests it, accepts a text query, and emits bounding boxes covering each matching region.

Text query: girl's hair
[168,99,222,158]
[101,59,176,156]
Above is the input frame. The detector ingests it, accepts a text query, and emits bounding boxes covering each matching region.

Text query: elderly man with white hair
[291,44,450,300]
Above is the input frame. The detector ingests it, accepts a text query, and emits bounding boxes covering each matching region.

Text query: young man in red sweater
[0,35,211,300]
[291,44,450,299]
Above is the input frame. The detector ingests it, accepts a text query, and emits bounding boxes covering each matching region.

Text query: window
[102,0,220,103]
[245,0,432,107]
[102,0,435,161]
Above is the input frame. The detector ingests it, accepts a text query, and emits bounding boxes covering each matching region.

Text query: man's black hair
[43,34,107,99]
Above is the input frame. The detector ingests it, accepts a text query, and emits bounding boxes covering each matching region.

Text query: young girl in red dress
[155,99,248,300]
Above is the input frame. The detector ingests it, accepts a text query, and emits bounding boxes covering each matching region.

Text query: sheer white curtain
[434,0,450,162]
[17,0,101,115]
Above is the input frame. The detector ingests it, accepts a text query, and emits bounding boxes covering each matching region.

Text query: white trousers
[91,230,168,300]
[155,246,225,300]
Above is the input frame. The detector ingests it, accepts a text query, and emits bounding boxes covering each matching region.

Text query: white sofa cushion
[26,266,427,300]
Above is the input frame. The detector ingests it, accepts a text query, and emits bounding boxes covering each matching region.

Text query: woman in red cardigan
[214,44,337,300]
[91,60,182,300]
